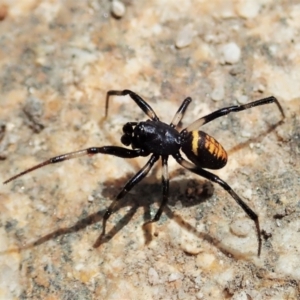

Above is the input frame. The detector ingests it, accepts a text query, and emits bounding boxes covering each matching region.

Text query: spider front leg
[173,152,262,257]
[184,96,285,132]
[105,89,159,121]
[3,146,145,184]
[100,154,159,239]
[170,97,192,128]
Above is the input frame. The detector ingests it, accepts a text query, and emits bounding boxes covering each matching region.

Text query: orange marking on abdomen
[217,145,227,161]
[191,131,199,156]
[205,135,227,161]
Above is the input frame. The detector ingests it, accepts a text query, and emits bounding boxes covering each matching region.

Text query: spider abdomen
[181,131,227,169]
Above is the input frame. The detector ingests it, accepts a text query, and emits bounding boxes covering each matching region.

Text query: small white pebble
[168,272,183,282]
[236,1,261,19]
[242,188,252,200]
[111,0,126,18]
[75,263,85,271]
[196,253,215,269]
[253,82,266,93]
[175,24,196,49]
[221,42,241,64]
[241,130,251,138]
[35,203,47,213]
[196,291,204,299]
[268,44,278,55]
[230,218,251,237]
[88,195,94,202]
[237,95,248,104]
[178,289,187,300]
[148,268,160,285]
[181,243,203,255]
[194,275,202,286]
[219,3,235,19]
[257,84,265,92]
[232,291,249,300]
[211,86,225,101]
[6,122,15,131]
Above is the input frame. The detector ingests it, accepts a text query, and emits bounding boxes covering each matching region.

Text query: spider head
[121,122,134,146]
[121,121,149,150]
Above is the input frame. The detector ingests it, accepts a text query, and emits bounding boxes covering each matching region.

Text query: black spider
[4,89,285,256]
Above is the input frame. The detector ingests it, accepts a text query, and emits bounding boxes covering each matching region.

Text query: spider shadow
[95,171,214,247]
[3,172,214,255]
[227,119,284,156]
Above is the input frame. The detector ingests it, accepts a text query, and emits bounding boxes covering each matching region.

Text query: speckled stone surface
[0,1,300,299]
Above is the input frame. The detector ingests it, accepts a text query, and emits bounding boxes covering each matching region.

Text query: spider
[4,89,285,256]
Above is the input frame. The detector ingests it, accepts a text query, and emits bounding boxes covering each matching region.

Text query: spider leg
[147,155,169,224]
[173,152,262,256]
[3,146,146,184]
[184,96,285,132]
[101,154,159,237]
[170,97,192,128]
[105,89,159,121]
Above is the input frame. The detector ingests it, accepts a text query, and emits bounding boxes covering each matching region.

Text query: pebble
[236,1,261,19]
[242,188,252,200]
[111,0,126,18]
[229,66,243,76]
[87,195,94,202]
[241,130,252,138]
[221,42,241,64]
[236,94,248,104]
[230,218,251,237]
[211,85,225,101]
[148,268,160,285]
[168,272,183,282]
[175,24,196,49]
[196,253,215,270]
[253,82,266,93]
[232,291,249,300]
